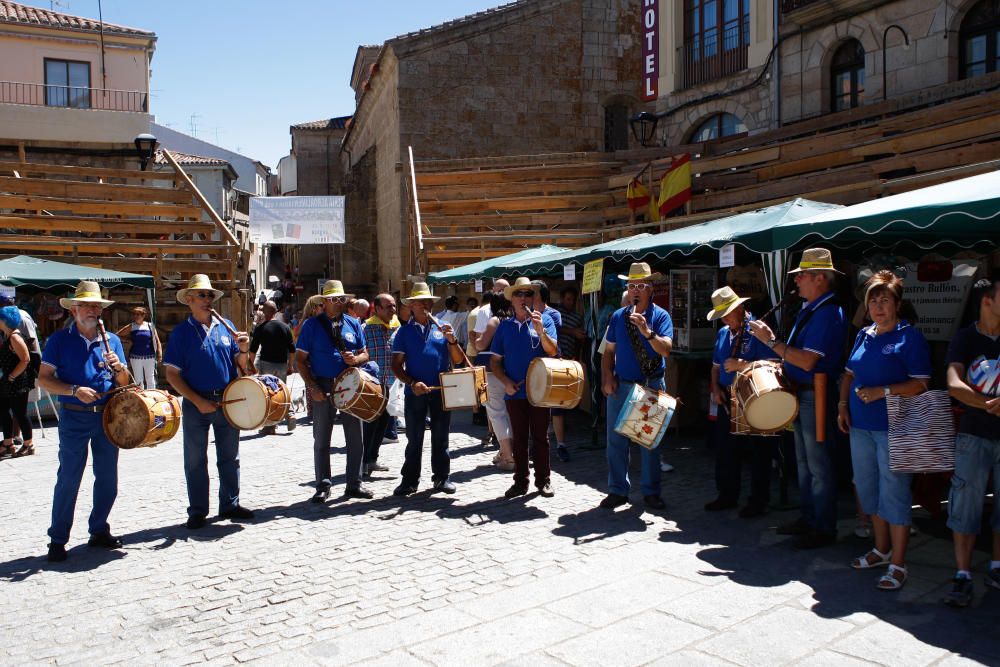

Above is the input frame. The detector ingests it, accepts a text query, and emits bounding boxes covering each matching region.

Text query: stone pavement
[0,410,998,666]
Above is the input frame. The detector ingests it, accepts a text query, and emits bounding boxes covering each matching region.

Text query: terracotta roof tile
[292,116,352,131]
[154,150,230,167]
[0,0,154,37]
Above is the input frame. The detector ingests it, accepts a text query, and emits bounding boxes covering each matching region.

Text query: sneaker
[286,415,297,432]
[660,461,675,473]
[186,514,207,530]
[258,426,276,436]
[433,479,457,494]
[943,576,974,608]
[504,483,528,499]
[393,483,418,497]
[311,481,332,503]
[599,493,629,509]
[538,482,555,497]
[46,543,67,562]
[344,485,374,499]
[986,568,1000,591]
[555,446,570,462]
[382,435,399,444]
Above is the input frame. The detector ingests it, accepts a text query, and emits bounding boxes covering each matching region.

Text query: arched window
[830,40,865,112]
[689,112,747,142]
[960,0,1000,78]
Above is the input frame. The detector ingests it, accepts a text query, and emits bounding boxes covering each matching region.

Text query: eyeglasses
[626,283,651,291]
[329,296,349,304]
[192,291,215,299]
[512,291,534,298]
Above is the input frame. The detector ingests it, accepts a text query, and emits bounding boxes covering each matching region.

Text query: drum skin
[734,360,799,434]
[103,388,181,450]
[333,368,386,422]
[439,366,487,410]
[613,383,677,449]
[526,357,584,409]
[223,375,290,430]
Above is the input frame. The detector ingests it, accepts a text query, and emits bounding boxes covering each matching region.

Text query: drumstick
[210,308,257,375]
[218,397,246,406]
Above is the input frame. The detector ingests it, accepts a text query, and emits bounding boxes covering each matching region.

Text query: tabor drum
[333,368,386,422]
[526,357,584,409]
[103,387,181,450]
[440,366,487,410]
[222,375,290,430]
[733,360,798,434]
[613,383,678,449]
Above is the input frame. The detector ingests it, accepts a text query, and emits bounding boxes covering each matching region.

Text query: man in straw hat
[748,247,847,549]
[600,262,674,511]
[296,279,372,503]
[37,281,130,562]
[490,277,559,498]
[705,286,779,518]
[391,282,465,496]
[164,274,255,530]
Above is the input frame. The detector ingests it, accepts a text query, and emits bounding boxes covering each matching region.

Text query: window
[683,0,751,86]
[690,113,747,142]
[604,103,630,151]
[960,0,1000,78]
[44,59,91,108]
[830,40,865,112]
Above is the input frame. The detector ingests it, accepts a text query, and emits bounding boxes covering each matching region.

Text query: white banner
[250,196,345,245]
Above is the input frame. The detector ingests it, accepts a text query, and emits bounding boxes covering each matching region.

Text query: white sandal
[877,564,907,591]
[850,548,891,569]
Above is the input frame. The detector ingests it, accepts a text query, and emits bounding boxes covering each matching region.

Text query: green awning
[483,234,654,277]
[427,245,565,285]
[0,255,155,290]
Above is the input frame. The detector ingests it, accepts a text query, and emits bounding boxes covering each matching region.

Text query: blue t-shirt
[42,323,127,406]
[295,313,365,380]
[129,322,155,358]
[163,316,241,393]
[783,292,847,387]
[392,318,451,396]
[846,322,931,430]
[543,305,562,330]
[606,303,673,383]
[946,322,1000,440]
[490,313,557,400]
[712,314,779,387]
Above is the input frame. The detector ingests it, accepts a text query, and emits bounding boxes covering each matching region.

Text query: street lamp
[629,111,661,147]
[134,132,157,171]
[882,24,910,101]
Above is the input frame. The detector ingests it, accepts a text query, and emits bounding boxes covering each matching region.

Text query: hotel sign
[641,0,658,101]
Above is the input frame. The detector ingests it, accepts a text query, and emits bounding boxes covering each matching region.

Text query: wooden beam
[0,214,217,235]
[0,160,176,182]
[0,175,194,204]
[420,194,614,216]
[415,163,617,187]
[160,149,241,248]
[0,193,203,218]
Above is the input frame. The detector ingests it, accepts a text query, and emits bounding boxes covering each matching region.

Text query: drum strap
[317,314,347,353]
[624,305,661,382]
[787,297,839,349]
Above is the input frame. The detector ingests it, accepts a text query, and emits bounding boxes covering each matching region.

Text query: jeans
[363,399,391,465]
[182,394,241,518]
[311,377,364,489]
[793,389,838,533]
[947,433,1000,534]
[850,427,912,526]
[714,414,773,507]
[130,356,157,390]
[606,378,664,497]
[48,408,119,545]
[401,391,451,486]
[385,416,399,440]
[505,398,551,488]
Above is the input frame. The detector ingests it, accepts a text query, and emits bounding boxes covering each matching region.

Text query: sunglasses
[626,283,651,291]
[328,296,349,304]
[512,291,534,298]
[192,291,215,299]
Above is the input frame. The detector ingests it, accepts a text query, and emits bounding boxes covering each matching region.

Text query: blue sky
[30,1,505,168]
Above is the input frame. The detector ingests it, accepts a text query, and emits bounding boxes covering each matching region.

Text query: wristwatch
[766,337,777,349]
[69,384,79,397]
[883,386,891,397]
[644,331,655,341]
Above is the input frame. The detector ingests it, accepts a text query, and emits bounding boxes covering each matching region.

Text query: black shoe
[704,498,738,512]
[943,576,974,608]
[739,504,767,519]
[795,530,837,550]
[344,485,374,499]
[538,483,554,498]
[776,517,810,536]
[368,463,390,473]
[258,426,276,436]
[555,445,571,462]
[219,505,255,522]
[393,484,418,497]
[599,493,629,509]
[433,479,457,494]
[47,543,67,562]
[186,514,207,530]
[311,481,332,503]
[504,483,529,499]
[644,495,666,510]
[87,532,123,549]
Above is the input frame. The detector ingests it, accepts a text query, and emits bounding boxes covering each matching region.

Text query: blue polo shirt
[783,292,847,387]
[490,313,557,400]
[845,321,931,430]
[606,303,673,383]
[295,313,365,380]
[392,318,452,396]
[543,305,562,329]
[712,314,779,387]
[42,323,127,406]
[163,316,240,393]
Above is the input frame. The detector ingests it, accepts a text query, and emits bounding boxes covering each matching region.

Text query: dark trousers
[505,398,550,488]
[401,392,451,486]
[0,392,31,441]
[714,415,773,508]
[363,404,391,465]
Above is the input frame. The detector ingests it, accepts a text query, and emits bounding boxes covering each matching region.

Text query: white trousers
[130,357,157,389]
[485,371,512,441]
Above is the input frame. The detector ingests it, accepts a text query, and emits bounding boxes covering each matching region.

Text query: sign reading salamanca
[249,196,346,245]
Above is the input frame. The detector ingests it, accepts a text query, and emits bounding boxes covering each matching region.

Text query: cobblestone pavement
[1,410,998,666]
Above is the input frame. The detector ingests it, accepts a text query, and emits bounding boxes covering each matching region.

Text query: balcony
[0,81,148,112]
[682,21,749,88]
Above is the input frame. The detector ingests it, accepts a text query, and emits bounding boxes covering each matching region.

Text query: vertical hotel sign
[642,0,658,101]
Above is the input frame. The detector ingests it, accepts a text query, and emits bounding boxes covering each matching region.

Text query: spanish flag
[626,178,650,211]
[657,153,692,216]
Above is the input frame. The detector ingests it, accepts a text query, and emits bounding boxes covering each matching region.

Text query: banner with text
[250,196,346,245]
[903,260,978,341]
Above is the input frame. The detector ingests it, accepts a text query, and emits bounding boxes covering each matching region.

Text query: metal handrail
[0,80,148,112]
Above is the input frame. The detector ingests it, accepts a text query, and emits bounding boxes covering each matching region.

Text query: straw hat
[706,286,750,322]
[319,280,354,299]
[503,276,538,301]
[59,281,113,309]
[617,262,662,281]
[402,282,440,304]
[176,274,224,304]
[788,248,844,274]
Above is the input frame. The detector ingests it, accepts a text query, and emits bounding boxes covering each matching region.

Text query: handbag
[386,379,405,418]
[886,390,955,473]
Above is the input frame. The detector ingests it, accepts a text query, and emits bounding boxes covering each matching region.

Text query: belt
[196,389,225,400]
[62,402,105,413]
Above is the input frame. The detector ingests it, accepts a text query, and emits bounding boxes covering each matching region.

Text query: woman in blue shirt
[837,270,931,591]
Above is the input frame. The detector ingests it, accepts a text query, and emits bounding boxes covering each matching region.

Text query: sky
[28,0,506,168]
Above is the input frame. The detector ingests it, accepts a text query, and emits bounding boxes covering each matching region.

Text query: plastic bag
[387,379,405,418]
